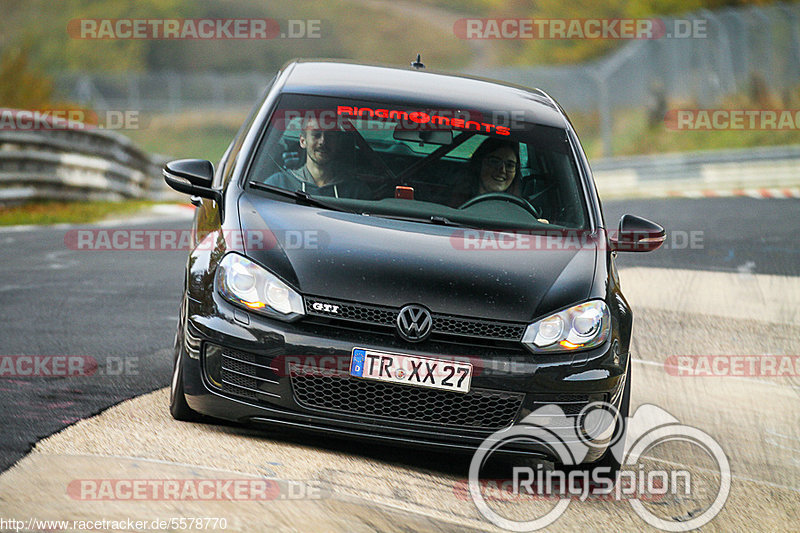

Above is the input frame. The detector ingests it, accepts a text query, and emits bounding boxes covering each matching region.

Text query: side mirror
[609,214,665,252]
[163,159,220,201]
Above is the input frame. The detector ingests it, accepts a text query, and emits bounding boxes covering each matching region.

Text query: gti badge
[312,302,340,314]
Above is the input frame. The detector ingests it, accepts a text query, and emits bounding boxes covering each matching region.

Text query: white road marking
[764,438,800,454]
[43,250,77,270]
[737,261,756,274]
[640,454,800,493]
[765,428,800,441]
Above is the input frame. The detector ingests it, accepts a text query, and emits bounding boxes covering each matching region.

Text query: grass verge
[126,109,248,161]
[0,200,161,226]
[571,108,800,159]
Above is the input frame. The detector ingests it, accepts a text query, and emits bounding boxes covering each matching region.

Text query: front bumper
[180,295,629,461]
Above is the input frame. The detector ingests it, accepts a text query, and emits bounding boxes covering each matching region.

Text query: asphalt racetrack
[0,197,797,531]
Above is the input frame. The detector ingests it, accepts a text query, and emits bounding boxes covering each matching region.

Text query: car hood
[238,194,597,323]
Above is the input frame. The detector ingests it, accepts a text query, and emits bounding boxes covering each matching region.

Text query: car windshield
[246,94,589,230]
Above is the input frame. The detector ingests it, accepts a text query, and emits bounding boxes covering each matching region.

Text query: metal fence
[54,72,268,114]
[51,3,800,157]
[476,2,800,155]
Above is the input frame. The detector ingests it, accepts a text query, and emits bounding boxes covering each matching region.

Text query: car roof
[278,60,568,129]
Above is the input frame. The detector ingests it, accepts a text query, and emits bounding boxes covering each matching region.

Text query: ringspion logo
[469,404,730,531]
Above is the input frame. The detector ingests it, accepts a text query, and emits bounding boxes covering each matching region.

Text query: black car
[163,59,664,469]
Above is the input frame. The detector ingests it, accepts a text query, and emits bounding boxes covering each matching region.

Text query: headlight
[522,300,610,353]
[216,253,304,320]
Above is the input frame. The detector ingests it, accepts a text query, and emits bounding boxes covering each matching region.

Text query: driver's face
[479,147,518,193]
[300,119,340,167]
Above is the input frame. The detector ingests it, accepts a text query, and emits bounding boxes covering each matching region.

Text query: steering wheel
[458,192,542,219]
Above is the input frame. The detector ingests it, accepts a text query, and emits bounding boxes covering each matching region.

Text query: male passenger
[265,117,371,199]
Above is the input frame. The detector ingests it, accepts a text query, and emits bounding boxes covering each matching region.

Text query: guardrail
[592,145,800,199]
[0,121,172,204]
[2,116,798,203]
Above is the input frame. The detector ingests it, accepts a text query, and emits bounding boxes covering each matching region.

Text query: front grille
[433,316,525,339]
[290,367,524,429]
[308,300,397,325]
[304,296,526,342]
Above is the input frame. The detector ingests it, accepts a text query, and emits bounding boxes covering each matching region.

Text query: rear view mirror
[393,128,453,145]
[163,159,220,201]
[609,214,665,252]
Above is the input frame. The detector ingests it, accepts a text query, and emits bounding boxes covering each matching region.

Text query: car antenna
[410,54,425,70]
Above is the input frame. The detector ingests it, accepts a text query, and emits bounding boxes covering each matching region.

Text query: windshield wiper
[429,215,474,227]
[248,181,351,212]
[362,212,478,228]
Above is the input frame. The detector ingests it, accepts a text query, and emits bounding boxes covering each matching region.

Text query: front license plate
[350,348,472,393]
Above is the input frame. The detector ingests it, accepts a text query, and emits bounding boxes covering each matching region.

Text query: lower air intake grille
[532,394,594,416]
[205,344,281,401]
[290,367,523,429]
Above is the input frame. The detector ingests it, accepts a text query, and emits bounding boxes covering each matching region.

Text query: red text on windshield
[336,106,510,136]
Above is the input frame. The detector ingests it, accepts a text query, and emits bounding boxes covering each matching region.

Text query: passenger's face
[479,147,518,193]
[300,119,340,166]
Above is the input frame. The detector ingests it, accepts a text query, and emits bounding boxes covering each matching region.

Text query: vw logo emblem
[396,304,433,342]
